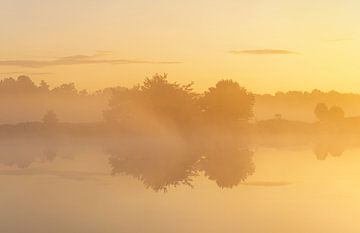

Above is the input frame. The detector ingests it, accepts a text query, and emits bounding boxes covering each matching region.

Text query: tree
[200,80,255,125]
[104,74,200,132]
[328,106,344,121]
[43,110,59,127]
[314,103,329,121]
[17,76,37,93]
[275,114,282,120]
[39,80,50,92]
[314,103,345,122]
[140,74,199,127]
[51,83,78,96]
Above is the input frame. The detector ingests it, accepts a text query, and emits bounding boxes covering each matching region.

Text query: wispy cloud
[0,71,52,76]
[0,53,182,68]
[230,49,297,55]
[0,169,108,181]
[322,37,354,42]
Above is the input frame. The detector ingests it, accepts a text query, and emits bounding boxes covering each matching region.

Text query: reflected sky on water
[0,138,359,233]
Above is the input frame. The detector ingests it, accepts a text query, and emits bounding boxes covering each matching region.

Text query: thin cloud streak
[0,169,108,181]
[230,49,297,55]
[0,72,52,76]
[322,38,354,42]
[0,54,182,68]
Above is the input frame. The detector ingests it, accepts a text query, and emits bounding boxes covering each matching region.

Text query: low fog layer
[0,75,360,124]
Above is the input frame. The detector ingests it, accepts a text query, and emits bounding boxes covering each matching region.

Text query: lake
[0,138,359,233]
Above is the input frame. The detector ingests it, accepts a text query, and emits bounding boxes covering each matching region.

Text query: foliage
[200,79,255,125]
[314,103,329,121]
[43,110,59,127]
[104,75,255,133]
[314,103,344,122]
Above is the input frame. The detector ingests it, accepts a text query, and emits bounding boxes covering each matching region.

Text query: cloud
[0,169,108,181]
[241,181,292,187]
[95,50,113,56]
[322,38,354,42]
[0,53,182,68]
[230,49,297,55]
[0,72,52,76]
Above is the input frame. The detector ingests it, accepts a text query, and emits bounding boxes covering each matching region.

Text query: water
[0,138,359,233]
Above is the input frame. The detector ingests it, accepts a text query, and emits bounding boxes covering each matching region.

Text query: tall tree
[43,110,59,127]
[314,103,329,121]
[200,80,255,125]
[104,74,200,132]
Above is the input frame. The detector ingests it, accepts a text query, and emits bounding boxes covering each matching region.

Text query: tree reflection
[0,139,59,168]
[200,141,254,188]
[107,131,254,191]
[107,137,199,192]
[313,138,345,160]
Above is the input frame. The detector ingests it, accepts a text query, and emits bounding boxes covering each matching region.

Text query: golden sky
[1,0,360,93]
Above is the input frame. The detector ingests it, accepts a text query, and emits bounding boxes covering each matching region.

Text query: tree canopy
[104,75,255,134]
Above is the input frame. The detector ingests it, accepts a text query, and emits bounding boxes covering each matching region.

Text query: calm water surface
[0,139,359,233]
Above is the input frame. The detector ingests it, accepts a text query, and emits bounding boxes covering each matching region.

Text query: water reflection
[107,137,199,192]
[0,139,59,168]
[199,136,254,189]
[107,130,255,191]
[0,134,355,191]
[313,137,345,160]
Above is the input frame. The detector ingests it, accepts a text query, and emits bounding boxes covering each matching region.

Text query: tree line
[103,74,255,134]
[0,74,358,125]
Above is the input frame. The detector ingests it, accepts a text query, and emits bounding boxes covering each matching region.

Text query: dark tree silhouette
[314,103,344,122]
[103,75,256,191]
[104,74,200,133]
[17,76,37,92]
[43,110,59,127]
[328,106,344,122]
[51,83,78,96]
[200,80,255,126]
[274,113,282,120]
[39,80,50,92]
[314,103,329,121]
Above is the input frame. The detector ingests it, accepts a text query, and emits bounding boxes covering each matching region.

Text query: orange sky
[1,0,360,93]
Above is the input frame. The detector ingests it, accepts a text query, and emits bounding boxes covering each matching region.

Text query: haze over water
[0,137,359,233]
[2,1,360,232]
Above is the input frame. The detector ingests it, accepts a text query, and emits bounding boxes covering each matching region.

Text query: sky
[1,0,360,93]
